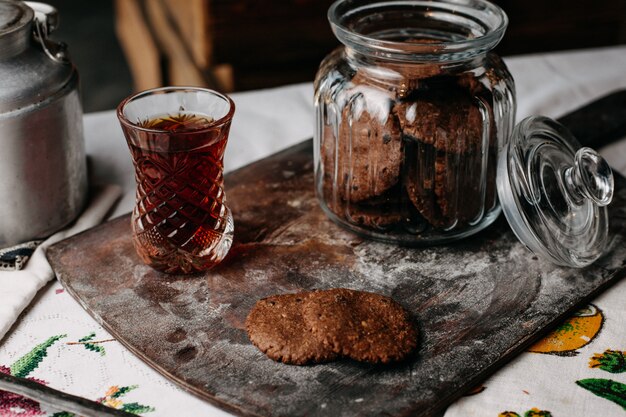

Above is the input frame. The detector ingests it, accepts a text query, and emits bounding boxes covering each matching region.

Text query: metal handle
[24,1,70,64]
[25,2,59,36]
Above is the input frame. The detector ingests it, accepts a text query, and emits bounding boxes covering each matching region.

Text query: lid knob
[564,147,614,207]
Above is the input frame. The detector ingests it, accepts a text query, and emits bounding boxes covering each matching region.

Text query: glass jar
[314,0,515,244]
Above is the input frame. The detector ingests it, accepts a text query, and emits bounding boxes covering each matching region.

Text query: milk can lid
[0,1,32,35]
[0,1,74,113]
[497,116,614,268]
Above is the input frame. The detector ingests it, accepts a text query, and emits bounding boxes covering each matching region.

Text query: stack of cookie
[246,288,418,365]
[319,53,505,233]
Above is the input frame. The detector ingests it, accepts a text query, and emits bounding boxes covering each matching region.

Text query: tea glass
[117,87,235,274]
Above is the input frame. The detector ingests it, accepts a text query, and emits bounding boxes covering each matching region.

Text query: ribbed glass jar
[314,0,516,244]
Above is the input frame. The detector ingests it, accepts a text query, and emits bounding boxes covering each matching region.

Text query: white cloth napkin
[0,185,122,341]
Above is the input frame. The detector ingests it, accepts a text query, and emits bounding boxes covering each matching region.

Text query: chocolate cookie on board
[303,288,418,364]
[245,292,338,365]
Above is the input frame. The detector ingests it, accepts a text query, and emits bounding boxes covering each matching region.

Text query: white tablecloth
[1,45,625,417]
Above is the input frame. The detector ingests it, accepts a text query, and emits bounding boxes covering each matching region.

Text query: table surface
[1,45,626,417]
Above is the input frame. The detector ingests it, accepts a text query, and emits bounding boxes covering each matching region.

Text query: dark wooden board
[47,140,626,417]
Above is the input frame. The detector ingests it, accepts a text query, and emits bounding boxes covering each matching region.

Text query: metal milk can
[0,1,87,246]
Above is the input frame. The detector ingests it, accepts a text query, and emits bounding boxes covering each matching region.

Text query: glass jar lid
[497,116,614,268]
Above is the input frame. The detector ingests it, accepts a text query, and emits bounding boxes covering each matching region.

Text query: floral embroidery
[98,385,154,414]
[9,335,66,378]
[498,408,552,417]
[589,349,626,373]
[0,334,155,416]
[0,335,66,417]
[575,347,626,410]
[576,378,626,410]
[528,304,603,356]
[66,332,115,356]
[0,365,46,417]
[49,385,155,416]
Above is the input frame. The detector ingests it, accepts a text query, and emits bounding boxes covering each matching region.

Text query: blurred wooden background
[115,0,626,93]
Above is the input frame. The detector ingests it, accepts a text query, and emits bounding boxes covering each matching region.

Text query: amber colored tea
[139,112,214,131]
[126,112,233,273]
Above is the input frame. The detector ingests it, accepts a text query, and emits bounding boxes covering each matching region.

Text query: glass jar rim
[116,86,236,134]
[328,0,509,62]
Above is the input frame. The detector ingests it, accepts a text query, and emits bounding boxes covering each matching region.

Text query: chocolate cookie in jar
[314,0,515,244]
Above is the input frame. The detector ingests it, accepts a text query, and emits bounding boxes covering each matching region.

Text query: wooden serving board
[47,140,626,417]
